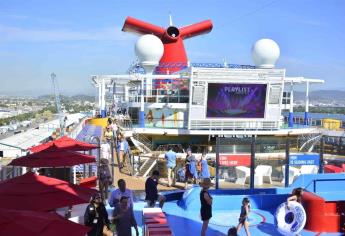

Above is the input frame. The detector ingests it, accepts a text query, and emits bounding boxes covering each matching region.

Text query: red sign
[219,154,251,166]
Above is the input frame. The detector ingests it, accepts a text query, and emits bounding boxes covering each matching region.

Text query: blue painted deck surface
[106,198,343,236]
[106,173,345,235]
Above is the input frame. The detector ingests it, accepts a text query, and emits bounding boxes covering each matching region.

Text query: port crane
[51,73,65,137]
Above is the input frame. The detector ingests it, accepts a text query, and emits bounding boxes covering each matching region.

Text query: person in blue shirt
[200,153,210,179]
[165,146,177,187]
[185,148,198,189]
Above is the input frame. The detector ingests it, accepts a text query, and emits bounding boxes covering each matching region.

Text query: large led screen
[206,83,267,118]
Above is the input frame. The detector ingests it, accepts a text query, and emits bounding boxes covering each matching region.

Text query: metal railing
[127,61,256,74]
[128,88,189,104]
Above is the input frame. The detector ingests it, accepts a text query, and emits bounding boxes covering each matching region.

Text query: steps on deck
[137,158,157,177]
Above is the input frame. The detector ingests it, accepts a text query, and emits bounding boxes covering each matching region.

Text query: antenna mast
[51,73,64,136]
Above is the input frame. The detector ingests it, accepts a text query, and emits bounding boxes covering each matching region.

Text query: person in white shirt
[108,179,134,209]
[101,142,111,161]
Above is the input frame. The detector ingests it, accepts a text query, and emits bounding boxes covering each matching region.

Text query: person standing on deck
[117,133,130,172]
[185,148,198,189]
[237,197,251,236]
[145,170,166,208]
[84,193,112,236]
[200,178,213,236]
[98,159,112,200]
[200,153,210,180]
[113,196,139,236]
[108,179,134,211]
[103,126,113,144]
[165,146,177,187]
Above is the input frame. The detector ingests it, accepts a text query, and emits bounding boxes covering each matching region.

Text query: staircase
[298,133,322,152]
[132,132,153,153]
[137,156,157,177]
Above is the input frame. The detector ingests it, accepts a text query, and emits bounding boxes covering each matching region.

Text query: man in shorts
[165,146,177,187]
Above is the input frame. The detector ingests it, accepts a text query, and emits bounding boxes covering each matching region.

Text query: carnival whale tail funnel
[122,16,213,73]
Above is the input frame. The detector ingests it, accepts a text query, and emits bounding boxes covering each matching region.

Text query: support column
[304,81,309,125]
[288,82,294,128]
[124,85,129,102]
[250,135,256,189]
[319,136,324,173]
[101,78,106,117]
[98,80,102,116]
[139,76,145,128]
[215,137,219,189]
[285,135,290,187]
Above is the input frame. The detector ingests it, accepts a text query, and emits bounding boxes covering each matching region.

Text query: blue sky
[0,0,344,96]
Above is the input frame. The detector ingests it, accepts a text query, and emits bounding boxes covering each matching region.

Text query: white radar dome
[135,34,164,72]
[251,38,280,69]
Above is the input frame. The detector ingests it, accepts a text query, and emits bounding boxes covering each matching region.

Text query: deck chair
[300,165,319,175]
[282,165,300,185]
[255,165,272,184]
[235,166,250,185]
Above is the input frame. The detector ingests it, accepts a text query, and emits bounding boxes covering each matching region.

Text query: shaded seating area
[0,172,97,211]
[0,208,90,236]
[0,134,100,235]
[79,176,98,188]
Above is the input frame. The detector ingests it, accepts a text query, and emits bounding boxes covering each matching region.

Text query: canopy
[0,208,90,236]
[29,135,98,153]
[0,172,97,211]
[8,150,96,168]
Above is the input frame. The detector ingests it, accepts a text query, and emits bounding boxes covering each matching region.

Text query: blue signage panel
[289,153,320,166]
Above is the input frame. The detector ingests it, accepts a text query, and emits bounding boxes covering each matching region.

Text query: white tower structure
[135,34,164,127]
[251,38,280,69]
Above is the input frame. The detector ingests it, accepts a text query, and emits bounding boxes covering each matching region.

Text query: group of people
[84,178,139,236]
[84,170,165,236]
[164,146,211,189]
[99,118,133,197]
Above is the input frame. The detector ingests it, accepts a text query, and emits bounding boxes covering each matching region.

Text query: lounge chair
[300,165,319,174]
[255,165,272,184]
[282,165,300,185]
[235,166,250,185]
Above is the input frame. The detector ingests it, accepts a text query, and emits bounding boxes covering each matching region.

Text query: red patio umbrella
[29,135,98,153]
[0,208,90,236]
[8,150,96,168]
[0,172,97,211]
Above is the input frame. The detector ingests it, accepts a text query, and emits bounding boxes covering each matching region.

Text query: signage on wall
[219,154,251,166]
[289,153,320,166]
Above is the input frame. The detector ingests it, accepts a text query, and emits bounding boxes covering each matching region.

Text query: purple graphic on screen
[207,83,267,118]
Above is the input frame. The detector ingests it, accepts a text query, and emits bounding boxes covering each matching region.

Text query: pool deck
[130,200,343,236]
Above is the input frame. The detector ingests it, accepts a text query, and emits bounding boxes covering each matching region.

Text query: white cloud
[0,24,136,42]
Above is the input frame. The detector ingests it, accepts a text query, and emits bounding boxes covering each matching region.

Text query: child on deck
[287,187,304,210]
[200,178,213,236]
[237,197,251,236]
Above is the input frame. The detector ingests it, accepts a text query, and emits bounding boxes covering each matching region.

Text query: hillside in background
[294,90,345,101]
[37,94,95,102]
